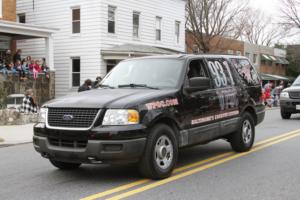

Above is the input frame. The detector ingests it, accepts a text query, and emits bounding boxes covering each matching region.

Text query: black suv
[280,75,300,119]
[33,55,265,179]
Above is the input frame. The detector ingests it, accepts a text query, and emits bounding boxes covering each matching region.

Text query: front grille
[289,92,300,99]
[47,108,99,128]
[48,138,87,148]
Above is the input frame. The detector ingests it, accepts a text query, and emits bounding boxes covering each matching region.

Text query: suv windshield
[101,59,184,89]
[292,76,300,86]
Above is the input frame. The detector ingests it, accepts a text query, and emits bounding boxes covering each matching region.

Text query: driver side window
[187,59,208,79]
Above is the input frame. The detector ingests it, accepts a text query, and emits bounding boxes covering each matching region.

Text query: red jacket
[34,64,41,73]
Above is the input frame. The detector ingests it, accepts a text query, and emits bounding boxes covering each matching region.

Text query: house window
[133,12,140,38]
[0,0,2,18]
[245,52,250,59]
[227,50,234,55]
[253,54,257,63]
[107,60,119,73]
[108,6,116,33]
[192,45,199,54]
[175,21,180,44]
[155,16,162,41]
[72,58,80,87]
[18,13,26,23]
[72,8,80,34]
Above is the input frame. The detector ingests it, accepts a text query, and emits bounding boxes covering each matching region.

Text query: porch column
[45,35,54,70]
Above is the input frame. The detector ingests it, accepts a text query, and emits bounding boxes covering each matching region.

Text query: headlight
[102,109,139,125]
[280,92,289,99]
[38,108,48,123]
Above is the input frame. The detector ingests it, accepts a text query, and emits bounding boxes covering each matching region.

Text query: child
[14,60,26,80]
[41,58,50,79]
[33,60,41,80]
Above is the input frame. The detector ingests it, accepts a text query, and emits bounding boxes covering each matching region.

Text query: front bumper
[33,124,147,164]
[280,99,300,113]
[33,136,146,164]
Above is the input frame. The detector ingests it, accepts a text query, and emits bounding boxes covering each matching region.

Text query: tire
[281,110,291,119]
[49,159,81,170]
[138,124,178,179]
[229,112,255,152]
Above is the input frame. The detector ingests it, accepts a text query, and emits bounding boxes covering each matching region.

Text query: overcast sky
[249,0,299,44]
[249,0,279,17]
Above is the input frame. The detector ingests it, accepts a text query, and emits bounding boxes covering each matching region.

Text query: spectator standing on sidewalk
[78,79,92,92]
[92,76,102,88]
[20,89,38,113]
[274,81,285,106]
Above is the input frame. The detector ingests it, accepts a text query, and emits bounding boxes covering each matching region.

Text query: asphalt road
[1,109,300,200]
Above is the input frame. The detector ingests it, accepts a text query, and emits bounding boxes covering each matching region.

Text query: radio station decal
[216,88,239,111]
[146,98,179,110]
[191,110,239,125]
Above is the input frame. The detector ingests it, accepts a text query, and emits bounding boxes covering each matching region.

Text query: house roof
[0,20,58,39]
[260,73,290,81]
[101,43,183,60]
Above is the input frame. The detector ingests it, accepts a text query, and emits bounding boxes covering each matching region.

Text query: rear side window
[206,58,235,88]
[230,59,260,86]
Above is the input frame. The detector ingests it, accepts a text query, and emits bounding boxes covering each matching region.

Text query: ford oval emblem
[62,114,74,121]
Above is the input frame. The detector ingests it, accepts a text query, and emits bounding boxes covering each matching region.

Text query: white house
[16,0,186,97]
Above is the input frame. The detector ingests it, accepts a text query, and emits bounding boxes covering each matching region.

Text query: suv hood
[44,88,178,109]
[283,86,300,92]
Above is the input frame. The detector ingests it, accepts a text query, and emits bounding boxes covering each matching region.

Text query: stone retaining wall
[0,109,38,126]
[0,71,55,108]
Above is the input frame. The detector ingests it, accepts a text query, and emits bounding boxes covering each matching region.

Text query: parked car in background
[280,75,300,119]
[6,94,25,110]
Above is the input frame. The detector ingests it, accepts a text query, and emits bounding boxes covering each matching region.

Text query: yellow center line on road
[80,128,300,200]
[106,130,300,200]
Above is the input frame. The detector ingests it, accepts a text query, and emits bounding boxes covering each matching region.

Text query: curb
[265,107,280,111]
[0,141,32,148]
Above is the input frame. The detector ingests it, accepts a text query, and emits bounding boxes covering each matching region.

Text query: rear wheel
[138,124,178,179]
[229,112,255,152]
[281,110,291,119]
[49,159,81,170]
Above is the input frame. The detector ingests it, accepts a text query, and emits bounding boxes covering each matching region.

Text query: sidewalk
[0,124,34,145]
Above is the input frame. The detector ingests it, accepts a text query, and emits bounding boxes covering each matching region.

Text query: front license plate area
[296,105,300,110]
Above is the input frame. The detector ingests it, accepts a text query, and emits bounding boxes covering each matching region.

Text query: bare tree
[241,9,287,46]
[186,0,248,53]
[281,0,300,29]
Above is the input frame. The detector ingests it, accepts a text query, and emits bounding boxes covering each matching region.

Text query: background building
[0,0,17,58]
[186,33,289,77]
[0,0,57,105]
[16,0,186,97]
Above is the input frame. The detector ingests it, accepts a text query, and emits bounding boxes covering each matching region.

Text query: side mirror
[185,77,211,93]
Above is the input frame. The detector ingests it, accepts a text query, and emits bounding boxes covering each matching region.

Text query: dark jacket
[13,53,21,63]
[78,84,91,92]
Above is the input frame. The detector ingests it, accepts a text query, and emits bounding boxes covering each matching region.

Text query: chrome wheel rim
[242,120,252,144]
[154,135,173,170]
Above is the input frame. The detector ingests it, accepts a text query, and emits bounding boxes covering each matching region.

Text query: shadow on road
[45,140,231,183]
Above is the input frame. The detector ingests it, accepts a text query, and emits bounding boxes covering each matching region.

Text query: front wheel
[49,159,81,170]
[229,112,255,152]
[281,110,291,119]
[138,124,178,179]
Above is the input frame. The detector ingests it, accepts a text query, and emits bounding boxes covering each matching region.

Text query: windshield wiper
[98,84,115,89]
[118,84,159,90]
